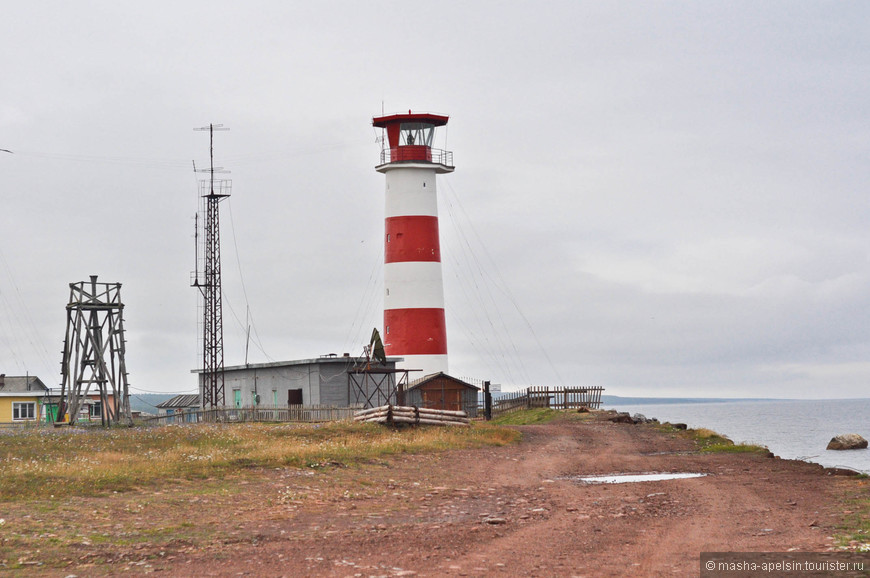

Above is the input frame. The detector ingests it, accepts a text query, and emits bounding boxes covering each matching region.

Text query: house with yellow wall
[0,374,49,424]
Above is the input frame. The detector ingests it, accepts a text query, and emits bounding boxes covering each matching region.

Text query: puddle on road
[568,472,707,484]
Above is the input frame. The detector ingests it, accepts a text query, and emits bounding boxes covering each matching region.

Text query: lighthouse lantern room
[373,111,454,377]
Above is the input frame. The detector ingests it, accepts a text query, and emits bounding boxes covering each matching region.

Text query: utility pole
[192,124,231,408]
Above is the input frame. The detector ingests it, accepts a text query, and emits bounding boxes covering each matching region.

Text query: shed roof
[406,372,479,392]
[156,394,201,409]
[0,375,49,393]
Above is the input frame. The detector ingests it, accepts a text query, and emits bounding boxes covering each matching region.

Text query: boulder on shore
[632,413,659,424]
[826,434,868,451]
[608,412,635,424]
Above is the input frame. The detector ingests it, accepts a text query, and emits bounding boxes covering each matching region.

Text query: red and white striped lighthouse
[373,111,454,376]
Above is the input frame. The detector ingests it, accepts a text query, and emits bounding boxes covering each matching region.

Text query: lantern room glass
[399,123,435,147]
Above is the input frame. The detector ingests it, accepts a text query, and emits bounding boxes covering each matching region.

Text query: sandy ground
[6,412,865,576]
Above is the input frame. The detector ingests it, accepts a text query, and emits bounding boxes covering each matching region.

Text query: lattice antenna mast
[192,123,231,408]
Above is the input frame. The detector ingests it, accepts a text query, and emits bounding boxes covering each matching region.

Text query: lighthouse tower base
[401,354,448,378]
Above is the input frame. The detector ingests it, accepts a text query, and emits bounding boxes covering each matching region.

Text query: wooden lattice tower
[192,123,231,408]
[59,275,132,426]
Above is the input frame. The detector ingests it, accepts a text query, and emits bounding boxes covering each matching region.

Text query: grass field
[0,421,520,501]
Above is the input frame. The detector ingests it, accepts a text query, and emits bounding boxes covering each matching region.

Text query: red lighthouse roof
[372,111,449,128]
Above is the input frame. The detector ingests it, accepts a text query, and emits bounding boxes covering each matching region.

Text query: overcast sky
[2,1,869,399]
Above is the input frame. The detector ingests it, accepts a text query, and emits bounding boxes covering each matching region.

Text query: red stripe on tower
[384,308,448,355]
[385,216,441,263]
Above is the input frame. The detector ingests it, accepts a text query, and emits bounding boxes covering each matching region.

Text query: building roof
[156,394,201,409]
[192,356,402,374]
[372,112,449,128]
[406,372,480,392]
[0,375,49,394]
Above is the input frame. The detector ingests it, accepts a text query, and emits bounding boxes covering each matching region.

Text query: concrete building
[194,356,403,408]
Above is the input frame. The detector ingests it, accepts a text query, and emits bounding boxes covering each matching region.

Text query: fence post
[396,380,405,407]
[484,381,492,421]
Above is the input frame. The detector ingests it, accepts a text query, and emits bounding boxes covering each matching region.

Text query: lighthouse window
[386,326,390,334]
[399,123,435,147]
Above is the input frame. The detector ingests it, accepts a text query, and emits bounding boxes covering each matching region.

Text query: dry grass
[0,421,520,501]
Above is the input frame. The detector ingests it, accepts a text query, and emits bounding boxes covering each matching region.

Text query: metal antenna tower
[192,123,231,408]
[59,276,132,426]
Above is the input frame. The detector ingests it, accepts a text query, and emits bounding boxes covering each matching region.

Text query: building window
[90,402,102,418]
[12,402,36,421]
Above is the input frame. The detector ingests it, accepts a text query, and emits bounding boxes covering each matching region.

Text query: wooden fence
[143,404,358,425]
[489,386,604,419]
[141,387,604,426]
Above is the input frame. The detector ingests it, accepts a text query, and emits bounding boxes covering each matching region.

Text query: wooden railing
[489,386,604,419]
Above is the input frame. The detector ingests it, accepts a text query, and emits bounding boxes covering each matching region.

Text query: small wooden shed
[404,373,479,417]
[156,394,201,423]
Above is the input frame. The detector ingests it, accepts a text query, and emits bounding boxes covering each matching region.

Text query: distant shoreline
[602,395,870,405]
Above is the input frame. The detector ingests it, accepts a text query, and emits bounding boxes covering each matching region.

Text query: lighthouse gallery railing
[379,147,453,167]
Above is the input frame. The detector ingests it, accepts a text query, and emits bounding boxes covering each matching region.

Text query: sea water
[606,399,870,474]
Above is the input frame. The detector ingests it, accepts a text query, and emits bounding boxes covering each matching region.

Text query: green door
[45,403,59,424]
[233,389,242,408]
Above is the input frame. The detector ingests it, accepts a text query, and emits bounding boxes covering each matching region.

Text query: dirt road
[150,414,853,577]
[14,413,861,576]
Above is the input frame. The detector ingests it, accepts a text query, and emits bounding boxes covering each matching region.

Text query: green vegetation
[488,407,596,426]
[0,421,520,501]
[490,408,560,425]
[838,490,870,550]
[656,423,770,454]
